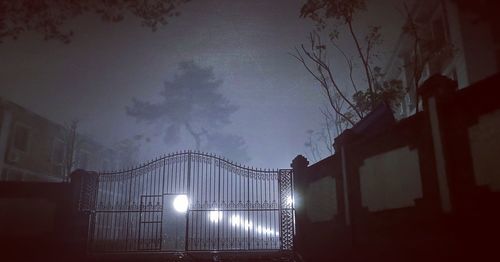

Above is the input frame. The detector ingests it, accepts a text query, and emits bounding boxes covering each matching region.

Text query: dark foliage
[0,0,189,43]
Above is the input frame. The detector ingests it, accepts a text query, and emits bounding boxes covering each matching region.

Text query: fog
[0,0,402,169]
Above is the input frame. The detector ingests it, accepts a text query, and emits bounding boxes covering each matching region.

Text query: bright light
[287,195,294,206]
[229,213,279,237]
[208,210,223,223]
[173,195,188,213]
[231,215,241,226]
[244,221,253,230]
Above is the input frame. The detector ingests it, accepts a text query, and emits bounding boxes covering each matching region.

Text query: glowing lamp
[173,195,188,213]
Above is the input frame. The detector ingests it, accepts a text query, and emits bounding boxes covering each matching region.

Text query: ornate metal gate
[82,151,294,254]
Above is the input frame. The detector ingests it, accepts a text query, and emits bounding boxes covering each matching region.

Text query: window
[13,124,30,152]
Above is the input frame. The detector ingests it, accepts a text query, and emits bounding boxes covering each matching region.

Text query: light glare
[173,195,188,213]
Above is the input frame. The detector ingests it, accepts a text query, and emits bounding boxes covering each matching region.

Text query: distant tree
[204,132,249,163]
[0,0,189,43]
[126,61,249,163]
[113,137,141,169]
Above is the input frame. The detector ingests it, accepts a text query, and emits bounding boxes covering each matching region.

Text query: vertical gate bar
[120,174,125,250]
[145,166,149,249]
[278,170,283,250]
[118,174,123,250]
[149,169,152,249]
[93,175,100,251]
[133,167,139,250]
[229,161,232,250]
[202,156,212,249]
[137,173,142,250]
[202,154,206,250]
[125,169,133,251]
[193,154,198,250]
[111,174,116,250]
[211,155,214,250]
[154,162,159,249]
[291,169,295,240]
[267,169,270,249]
[205,155,209,250]
[217,158,221,250]
[172,152,176,193]
[117,174,122,250]
[252,170,255,249]
[203,155,206,250]
[181,154,185,193]
[240,168,243,250]
[199,154,203,250]
[105,176,110,250]
[221,159,225,250]
[107,175,112,250]
[185,151,191,251]
[172,156,177,194]
[172,154,175,194]
[149,162,154,249]
[247,168,250,250]
[276,169,280,249]
[197,153,200,250]
[101,176,106,251]
[258,169,261,249]
[160,157,166,250]
[154,161,159,249]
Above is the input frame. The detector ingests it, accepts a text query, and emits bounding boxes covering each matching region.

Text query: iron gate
[82,151,294,253]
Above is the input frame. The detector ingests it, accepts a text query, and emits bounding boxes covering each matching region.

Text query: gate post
[290,155,309,257]
[69,169,99,257]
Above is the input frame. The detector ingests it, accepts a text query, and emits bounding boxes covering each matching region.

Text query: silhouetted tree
[0,0,189,43]
[126,61,249,163]
[295,0,405,159]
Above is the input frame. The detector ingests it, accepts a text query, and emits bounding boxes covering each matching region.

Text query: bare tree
[295,0,405,158]
[0,0,190,43]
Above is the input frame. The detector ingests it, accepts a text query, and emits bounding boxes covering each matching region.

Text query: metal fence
[81,151,294,253]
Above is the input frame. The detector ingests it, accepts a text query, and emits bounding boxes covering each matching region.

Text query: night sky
[0,0,402,169]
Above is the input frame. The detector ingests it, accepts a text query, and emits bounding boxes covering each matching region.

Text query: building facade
[0,97,122,182]
[384,0,499,118]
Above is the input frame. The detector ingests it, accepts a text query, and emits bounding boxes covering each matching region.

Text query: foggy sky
[0,0,403,169]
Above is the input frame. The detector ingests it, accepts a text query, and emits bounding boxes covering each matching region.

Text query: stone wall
[292,73,500,261]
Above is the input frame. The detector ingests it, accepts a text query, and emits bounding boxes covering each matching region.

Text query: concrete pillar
[419,75,458,213]
[290,155,309,257]
[69,169,99,257]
